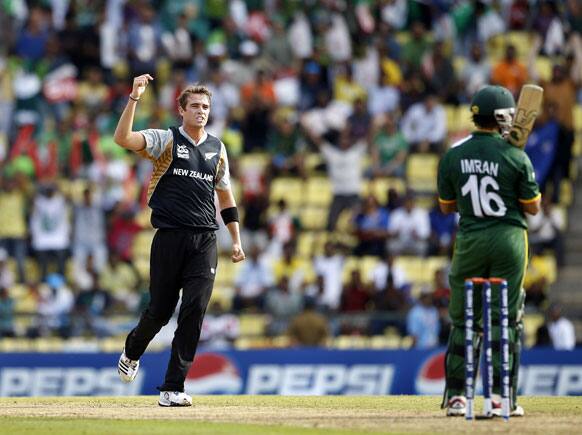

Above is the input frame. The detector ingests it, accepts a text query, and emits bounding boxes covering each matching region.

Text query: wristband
[220,207,239,225]
[129,95,140,102]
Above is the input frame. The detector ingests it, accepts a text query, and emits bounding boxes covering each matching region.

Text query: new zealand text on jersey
[460,159,499,177]
[173,168,213,182]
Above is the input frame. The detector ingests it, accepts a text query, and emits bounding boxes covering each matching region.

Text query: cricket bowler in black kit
[113,74,245,406]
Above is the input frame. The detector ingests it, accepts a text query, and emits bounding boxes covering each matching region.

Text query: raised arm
[113,74,154,151]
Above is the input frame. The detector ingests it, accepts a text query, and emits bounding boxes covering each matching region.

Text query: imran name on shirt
[460,159,499,177]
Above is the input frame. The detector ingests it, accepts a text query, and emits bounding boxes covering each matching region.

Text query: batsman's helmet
[470,85,515,130]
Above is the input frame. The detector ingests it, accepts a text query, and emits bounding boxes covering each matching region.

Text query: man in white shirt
[30,183,71,281]
[401,93,447,153]
[527,198,565,267]
[370,252,407,292]
[304,128,366,231]
[313,242,345,310]
[233,246,272,312]
[547,303,576,350]
[389,193,430,256]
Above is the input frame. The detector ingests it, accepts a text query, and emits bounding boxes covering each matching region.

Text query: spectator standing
[0,175,29,283]
[161,13,194,71]
[37,273,74,337]
[0,249,15,289]
[340,269,370,312]
[346,98,372,144]
[232,245,272,312]
[460,43,491,101]
[262,16,295,72]
[353,195,390,258]
[527,197,565,267]
[369,112,409,178]
[388,193,430,257]
[30,183,70,281]
[265,276,304,335]
[540,64,578,204]
[287,12,314,60]
[491,44,528,97]
[324,11,352,63]
[268,199,300,248]
[272,242,308,294]
[127,5,162,79]
[407,288,439,349]
[531,1,565,57]
[199,301,240,348]
[401,92,447,153]
[401,21,430,74]
[428,196,458,256]
[304,128,366,231]
[333,63,367,106]
[72,186,107,273]
[205,68,240,137]
[107,205,142,262]
[313,242,345,311]
[368,49,401,117]
[370,252,408,293]
[475,0,506,44]
[98,252,141,312]
[421,41,459,105]
[379,0,408,30]
[240,69,276,152]
[287,299,330,346]
[14,6,50,63]
[547,303,576,350]
[0,287,15,337]
[299,61,329,111]
[267,110,306,177]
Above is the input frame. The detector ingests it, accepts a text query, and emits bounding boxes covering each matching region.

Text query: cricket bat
[506,84,544,149]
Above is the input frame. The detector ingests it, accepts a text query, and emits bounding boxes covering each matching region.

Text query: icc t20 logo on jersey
[177,145,189,159]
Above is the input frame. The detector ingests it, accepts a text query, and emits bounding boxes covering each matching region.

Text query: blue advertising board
[0,348,581,397]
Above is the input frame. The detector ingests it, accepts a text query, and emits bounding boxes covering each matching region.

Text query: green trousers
[445,225,527,400]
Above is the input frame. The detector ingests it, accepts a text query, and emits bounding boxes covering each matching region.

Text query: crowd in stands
[0,0,580,349]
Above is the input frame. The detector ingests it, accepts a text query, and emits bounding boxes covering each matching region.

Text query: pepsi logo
[415,351,446,395]
[185,353,243,395]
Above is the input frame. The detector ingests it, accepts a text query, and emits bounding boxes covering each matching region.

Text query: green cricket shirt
[437,131,540,233]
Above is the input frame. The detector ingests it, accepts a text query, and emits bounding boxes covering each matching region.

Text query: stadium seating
[305,176,332,207]
[406,154,439,193]
[268,177,300,206]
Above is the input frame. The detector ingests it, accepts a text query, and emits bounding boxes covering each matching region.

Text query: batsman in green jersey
[437,85,541,417]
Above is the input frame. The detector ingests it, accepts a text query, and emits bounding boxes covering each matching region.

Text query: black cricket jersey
[142,127,225,231]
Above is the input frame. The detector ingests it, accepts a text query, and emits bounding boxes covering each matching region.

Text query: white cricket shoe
[158,391,192,407]
[117,350,139,383]
[491,400,525,417]
[446,396,466,416]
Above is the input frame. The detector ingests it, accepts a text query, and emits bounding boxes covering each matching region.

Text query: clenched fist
[130,74,154,100]
[231,243,245,263]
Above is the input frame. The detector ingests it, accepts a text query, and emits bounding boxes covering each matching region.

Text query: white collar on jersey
[179,126,207,147]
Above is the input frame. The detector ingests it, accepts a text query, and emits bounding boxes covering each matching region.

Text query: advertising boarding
[0,349,581,397]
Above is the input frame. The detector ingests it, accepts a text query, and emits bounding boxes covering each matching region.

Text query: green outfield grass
[0,396,581,434]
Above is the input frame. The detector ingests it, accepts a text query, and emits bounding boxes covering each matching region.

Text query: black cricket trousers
[124,229,217,392]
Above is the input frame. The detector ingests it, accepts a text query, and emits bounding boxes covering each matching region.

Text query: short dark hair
[177,85,212,110]
[472,114,498,129]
